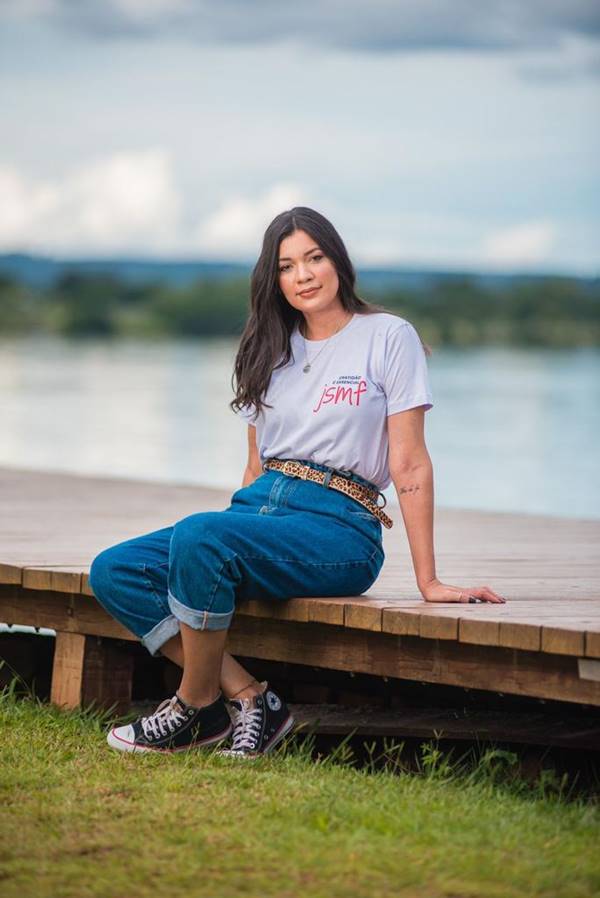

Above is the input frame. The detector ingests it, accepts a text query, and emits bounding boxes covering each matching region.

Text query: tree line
[1,270,598,346]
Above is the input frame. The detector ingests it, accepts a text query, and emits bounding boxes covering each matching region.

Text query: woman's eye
[279,254,322,273]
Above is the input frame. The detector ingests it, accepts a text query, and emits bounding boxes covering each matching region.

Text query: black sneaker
[221,682,294,758]
[107,691,233,754]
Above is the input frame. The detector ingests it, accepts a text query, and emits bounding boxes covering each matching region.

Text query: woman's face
[277,229,341,315]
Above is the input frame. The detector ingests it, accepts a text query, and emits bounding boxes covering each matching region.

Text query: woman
[89,206,505,758]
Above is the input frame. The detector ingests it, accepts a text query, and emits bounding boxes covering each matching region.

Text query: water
[1,336,598,520]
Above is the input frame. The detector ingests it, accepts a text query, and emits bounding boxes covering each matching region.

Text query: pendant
[302,363,311,373]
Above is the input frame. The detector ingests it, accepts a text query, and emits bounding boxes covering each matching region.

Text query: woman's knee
[88,545,126,600]
[170,512,222,557]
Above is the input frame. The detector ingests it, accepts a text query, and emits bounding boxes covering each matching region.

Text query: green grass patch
[1,675,599,898]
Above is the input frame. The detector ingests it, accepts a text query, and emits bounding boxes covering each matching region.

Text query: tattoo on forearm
[397,484,421,496]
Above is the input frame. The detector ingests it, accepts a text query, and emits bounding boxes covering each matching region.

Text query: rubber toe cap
[106,724,136,752]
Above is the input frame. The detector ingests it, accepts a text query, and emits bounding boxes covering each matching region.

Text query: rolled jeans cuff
[141,613,181,658]
[167,589,234,631]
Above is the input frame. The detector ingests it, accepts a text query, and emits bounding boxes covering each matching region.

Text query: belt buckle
[282,460,301,478]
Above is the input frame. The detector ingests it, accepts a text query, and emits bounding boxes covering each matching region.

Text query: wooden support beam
[50,632,86,709]
[287,704,600,750]
[51,631,133,715]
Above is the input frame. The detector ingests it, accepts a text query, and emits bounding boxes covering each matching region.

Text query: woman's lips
[298,287,320,297]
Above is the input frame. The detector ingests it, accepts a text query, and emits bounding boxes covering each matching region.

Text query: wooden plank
[22,567,84,593]
[498,621,541,652]
[380,603,600,656]
[418,614,458,640]
[0,584,132,641]
[238,597,311,624]
[0,562,24,584]
[306,598,346,626]
[378,602,600,616]
[239,596,396,632]
[382,607,559,652]
[381,608,421,636]
[227,617,600,706]
[458,617,500,647]
[586,631,600,659]
[541,627,585,656]
[344,601,385,632]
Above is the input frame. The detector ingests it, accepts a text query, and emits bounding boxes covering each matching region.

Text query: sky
[0,0,599,275]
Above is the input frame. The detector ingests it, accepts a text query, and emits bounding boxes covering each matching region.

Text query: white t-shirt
[235,311,433,490]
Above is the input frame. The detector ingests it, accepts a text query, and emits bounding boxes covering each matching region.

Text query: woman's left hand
[420,578,506,604]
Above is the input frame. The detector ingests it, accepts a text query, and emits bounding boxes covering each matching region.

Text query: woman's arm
[388,407,436,591]
[387,408,506,604]
[241,423,263,487]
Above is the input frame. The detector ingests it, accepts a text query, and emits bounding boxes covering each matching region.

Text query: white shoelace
[141,696,187,740]
[230,700,263,751]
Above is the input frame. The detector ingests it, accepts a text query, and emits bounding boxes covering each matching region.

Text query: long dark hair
[230,206,429,422]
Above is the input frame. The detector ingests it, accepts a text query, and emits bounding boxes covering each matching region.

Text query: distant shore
[1,269,599,346]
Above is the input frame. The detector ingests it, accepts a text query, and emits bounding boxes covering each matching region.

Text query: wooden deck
[1,466,599,711]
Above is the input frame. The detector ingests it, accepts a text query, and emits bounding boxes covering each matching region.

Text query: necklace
[300,313,353,374]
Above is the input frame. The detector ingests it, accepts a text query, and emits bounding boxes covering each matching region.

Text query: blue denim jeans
[88,459,385,658]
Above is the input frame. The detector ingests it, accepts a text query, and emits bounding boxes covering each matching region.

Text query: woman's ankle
[227,679,265,702]
[177,688,220,709]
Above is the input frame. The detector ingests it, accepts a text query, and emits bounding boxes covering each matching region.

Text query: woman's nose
[296,263,313,283]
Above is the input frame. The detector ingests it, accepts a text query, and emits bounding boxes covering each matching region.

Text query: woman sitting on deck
[89,206,506,757]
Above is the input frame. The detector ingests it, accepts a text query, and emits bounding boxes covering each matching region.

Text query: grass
[1,672,599,898]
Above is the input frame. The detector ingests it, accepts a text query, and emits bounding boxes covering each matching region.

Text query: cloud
[518,53,600,81]
[194,183,311,257]
[0,153,578,273]
[0,153,311,258]
[0,149,183,255]
[2,0,600,53]
[481,220,557,268]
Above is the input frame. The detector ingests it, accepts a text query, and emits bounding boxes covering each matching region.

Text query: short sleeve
[235,402,258,426]
[382,322,433,416]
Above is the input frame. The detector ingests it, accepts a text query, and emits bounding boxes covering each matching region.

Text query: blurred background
[0,1,598,519]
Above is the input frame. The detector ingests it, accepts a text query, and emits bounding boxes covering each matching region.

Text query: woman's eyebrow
[278,247,321,262]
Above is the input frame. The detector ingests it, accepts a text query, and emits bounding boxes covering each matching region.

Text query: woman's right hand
[420,578,506,603]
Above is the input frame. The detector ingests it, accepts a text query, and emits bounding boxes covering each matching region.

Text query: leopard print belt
[262,458,394,529]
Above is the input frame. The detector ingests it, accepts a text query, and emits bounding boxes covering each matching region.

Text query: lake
[1,336,598,520]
